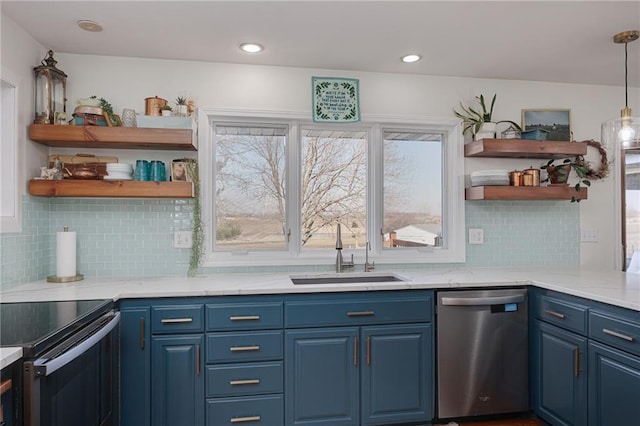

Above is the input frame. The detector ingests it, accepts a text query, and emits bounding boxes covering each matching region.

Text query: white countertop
[2,266,639,369]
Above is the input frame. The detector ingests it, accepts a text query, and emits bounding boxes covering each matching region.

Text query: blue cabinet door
[120,307,151,426]
[152,334,205,426]
[361,324,432,425]
[532,320,587,426]
[285,327,359,426]
[588,341,640,426]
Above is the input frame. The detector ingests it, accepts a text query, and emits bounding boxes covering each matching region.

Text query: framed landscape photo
[521,109,572,141]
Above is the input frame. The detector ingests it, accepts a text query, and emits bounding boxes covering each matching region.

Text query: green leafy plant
[185,159,203,276]
[453,94,521,136]
[541,158,591,202]
[160,104,173,111]
[175,96,187,105]
[90,95,119,126]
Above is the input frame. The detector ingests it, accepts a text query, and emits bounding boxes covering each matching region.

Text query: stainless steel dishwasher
[436,288,529,420]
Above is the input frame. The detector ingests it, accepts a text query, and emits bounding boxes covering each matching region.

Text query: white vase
[474,122,497,140]
[176,105,188,117]
[161,110,172,117]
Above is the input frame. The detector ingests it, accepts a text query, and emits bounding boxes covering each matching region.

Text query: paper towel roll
[56,229,76,278]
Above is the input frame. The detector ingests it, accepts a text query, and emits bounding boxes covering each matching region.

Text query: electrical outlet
[469,228,484,245]
[174,231,192,248]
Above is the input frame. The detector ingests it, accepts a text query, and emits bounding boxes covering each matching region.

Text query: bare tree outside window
[215,125,287,250]
[300,129,367,249]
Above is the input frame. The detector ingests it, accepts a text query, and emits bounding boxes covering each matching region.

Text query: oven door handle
[33,312,120,376]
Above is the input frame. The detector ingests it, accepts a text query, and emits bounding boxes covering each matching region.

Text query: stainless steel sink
[290,274,404,285]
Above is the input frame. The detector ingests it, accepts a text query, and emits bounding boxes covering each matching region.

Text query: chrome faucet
[335,224,354,273]
[364,241,375,272]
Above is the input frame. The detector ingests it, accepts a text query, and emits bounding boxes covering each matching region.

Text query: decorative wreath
[573,140,610,180]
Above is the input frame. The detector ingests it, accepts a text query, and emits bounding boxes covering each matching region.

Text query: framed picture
[521,109,572,141]
[171,161,190,182]
[312,77,360,123]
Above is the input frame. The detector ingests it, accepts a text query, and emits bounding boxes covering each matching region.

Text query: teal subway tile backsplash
[0,196,580,289]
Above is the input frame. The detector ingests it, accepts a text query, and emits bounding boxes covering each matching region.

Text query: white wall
[3,10,636,269]
[1,13,49,197]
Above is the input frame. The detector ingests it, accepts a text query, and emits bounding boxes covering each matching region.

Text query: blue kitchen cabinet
[588,341,640,425]
[284,291,434,426]
[285,327,360,425]
[531,320,588,426]
[120,306,151,426]
[361,324,432,425]
[152,334,205,426]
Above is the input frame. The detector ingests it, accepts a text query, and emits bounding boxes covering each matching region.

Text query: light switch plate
[174,230,192,248]
[469,228,484,245]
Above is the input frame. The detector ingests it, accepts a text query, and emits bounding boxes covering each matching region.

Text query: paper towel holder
[47,274,84,283]
[47,226,84,283]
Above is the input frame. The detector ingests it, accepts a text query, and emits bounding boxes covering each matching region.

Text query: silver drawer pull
[347,311,375,317]
[230,345,260,352]
[603,328,635,342]
[230,315,260,321]
[230,379,260,386]
[543,309,566,319]
[161,318,193,324]
[231,416,261,423]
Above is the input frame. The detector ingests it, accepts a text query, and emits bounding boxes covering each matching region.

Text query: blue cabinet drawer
[590,311,640,356]
[535,294,588,335]
[206,394,283,425]
[285,296,432,328]
[151,304,204,334]
[206,361,283,397]
[206,302,283,331]
[207,331,283,363]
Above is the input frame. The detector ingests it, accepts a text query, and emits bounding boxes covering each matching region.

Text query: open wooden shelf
[29,124,196,151]
[465,185,587,201]
[464,139,587,159]
[29,179,194,198]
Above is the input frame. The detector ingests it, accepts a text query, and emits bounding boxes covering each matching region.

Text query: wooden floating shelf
[29,124,196,151]
[464,139,587,159]
[29,179,194,198]
[465,185,588,201]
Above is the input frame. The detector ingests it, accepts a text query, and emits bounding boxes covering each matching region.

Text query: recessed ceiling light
[77,20,103,32]
[240,43,264,53]
[402,54,421,63]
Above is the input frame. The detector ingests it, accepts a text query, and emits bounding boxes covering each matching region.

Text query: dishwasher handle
[440,294,525,306]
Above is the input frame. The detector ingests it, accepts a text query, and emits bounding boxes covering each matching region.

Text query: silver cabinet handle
[230,345,260,352]
[231,416,261,423]
[230,315,260,321]
[230,379,260,386]
[544,309,566,319]
[161,317,193,324]
[603,328,635,342]
[139,317,145,349]
[347,311,375,317]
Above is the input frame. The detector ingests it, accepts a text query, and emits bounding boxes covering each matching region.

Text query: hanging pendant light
[601,30,640,150]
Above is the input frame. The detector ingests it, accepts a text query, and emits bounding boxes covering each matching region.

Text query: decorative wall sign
[312,77,360,123]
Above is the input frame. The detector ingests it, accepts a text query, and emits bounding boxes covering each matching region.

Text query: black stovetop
[0,299,113,357]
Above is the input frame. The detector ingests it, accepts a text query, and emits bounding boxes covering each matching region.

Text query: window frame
[1,69,22,234]
[198,107,465,267]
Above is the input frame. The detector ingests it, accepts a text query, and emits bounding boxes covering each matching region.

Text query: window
[198,109,464,267]
[624,150,640,271]
[1,74,21,233]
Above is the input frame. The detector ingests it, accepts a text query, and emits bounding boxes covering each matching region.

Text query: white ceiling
[3,1,640,87]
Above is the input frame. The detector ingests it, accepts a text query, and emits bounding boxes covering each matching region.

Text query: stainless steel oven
[1,300,120,426]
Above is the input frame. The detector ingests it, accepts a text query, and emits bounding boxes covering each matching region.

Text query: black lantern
[33,50,67,124]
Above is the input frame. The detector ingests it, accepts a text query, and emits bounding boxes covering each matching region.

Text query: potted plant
[160,104,173,117]
[541,158,590,202]
[454,94,521,140]
[175,96,188,117]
